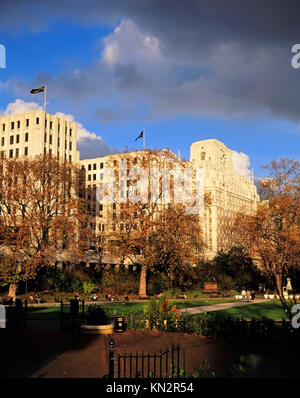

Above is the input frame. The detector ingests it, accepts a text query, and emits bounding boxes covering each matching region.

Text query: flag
[30,86,45,94]
[135,130,144,141]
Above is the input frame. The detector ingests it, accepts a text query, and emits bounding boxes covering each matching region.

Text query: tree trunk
[138,265,147,298]
[274,272,292,320]
[8,283,18,298]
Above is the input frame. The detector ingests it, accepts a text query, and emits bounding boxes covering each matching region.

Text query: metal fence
[111,344,185,378]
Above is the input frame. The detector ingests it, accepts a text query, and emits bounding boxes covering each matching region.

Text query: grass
[26,298,237,320]
[212,300,291,321]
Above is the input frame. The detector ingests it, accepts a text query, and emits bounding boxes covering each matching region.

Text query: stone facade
[0,109,260,260]
[0,110,79,162]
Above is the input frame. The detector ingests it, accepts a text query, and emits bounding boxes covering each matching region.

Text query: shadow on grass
[212,300,289,321]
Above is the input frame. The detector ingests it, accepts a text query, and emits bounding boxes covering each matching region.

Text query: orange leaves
[0,155,90,284]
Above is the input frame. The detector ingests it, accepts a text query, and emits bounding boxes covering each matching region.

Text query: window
[69,155,72,161]
[44,133,47,143]
[70,128,72,136]
[65,141,67,150]
[100,162,104,169]
[58,137,60,147]
[88,175,91,181]
[15,148,19,158]
[69,142,72,150]
[17,120,20,129]
[36,117,39,125]
[49,149,52,155]
[10,136,14,145]
[26,119,29,127]
[11,122,14,130]
[9,149,13,158]
[50,135,53,145]
[65,126,67,134]
[25,133,29,142]
[201,152,206,160]
[16,135,20,144]
[50,121,53,129]
[88,164,91,171]
[93,174,96,181]
[99,204,103,211]
[93,163,96,170]
[45,119,47,127]
[58,124,60,132]
[24,147,28,156]
[2,124,5,131]
[1,137,4,146]
[100,173,103,180]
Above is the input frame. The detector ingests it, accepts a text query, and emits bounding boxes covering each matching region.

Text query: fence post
[24,299,28,330]
[60,299,63,330]
[82,300,85,323]
[108,339,116,378]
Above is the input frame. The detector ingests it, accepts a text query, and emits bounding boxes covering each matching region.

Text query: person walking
[246,290,251,303]
[241,289,246,302]
[251,291,255,301]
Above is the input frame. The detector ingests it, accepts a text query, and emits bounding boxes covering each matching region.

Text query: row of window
[44,133,72,150]
[1,133,29,146]
[43,148,72,161]
[2,119,73,135]
[84,162,104,171]
[87,173,104,181]
[7,147,29,158]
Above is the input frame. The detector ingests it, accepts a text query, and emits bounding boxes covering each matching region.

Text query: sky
[0,0,299,178]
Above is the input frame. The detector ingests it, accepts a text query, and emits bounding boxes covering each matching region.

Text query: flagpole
[43,85,47,113]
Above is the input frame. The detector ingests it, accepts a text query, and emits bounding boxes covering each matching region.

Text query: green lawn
[26,298,237,319]
[211,300,291,321]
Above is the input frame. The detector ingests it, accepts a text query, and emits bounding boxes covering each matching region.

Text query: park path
[180,298,266,315]
[29,334,107,378]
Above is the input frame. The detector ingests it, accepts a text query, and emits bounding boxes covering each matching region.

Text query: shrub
[82,280,98,294]
[36,267,82,292]
[86,305,111,325]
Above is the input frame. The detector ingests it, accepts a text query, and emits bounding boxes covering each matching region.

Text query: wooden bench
[176,294,187,300]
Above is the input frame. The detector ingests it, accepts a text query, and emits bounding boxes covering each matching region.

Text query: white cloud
[1,99,41,115]
[232,150,252,178]
[102,20,163,68]
[0,100,111,159]
[55,111,102,142]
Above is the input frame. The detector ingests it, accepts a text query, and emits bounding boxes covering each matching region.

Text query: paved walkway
[180,298,266,315]
[29,334,107,378]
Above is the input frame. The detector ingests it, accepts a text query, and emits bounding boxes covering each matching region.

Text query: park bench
[176,294,187,299]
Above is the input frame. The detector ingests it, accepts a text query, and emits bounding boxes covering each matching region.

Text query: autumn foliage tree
[0,154,90,297]
[231,158,300,318]
[102,149,206,297]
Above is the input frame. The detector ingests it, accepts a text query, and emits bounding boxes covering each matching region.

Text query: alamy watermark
[291,304,300,328]
[0,305,6,328]
[0,44,6,68]
[95,161,205,214]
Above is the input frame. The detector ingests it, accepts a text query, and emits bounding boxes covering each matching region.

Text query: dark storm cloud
[2,1,300,122]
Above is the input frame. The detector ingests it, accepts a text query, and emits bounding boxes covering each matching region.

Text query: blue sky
[0,1,299,178]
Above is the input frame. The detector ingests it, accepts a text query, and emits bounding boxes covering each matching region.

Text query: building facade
[0,110,79,162]
[80,139,260,260]
[190,139,260,257]
[0,109,260,261]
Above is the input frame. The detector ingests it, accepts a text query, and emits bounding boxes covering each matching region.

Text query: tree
[101,148,206,297]
[231,158,300,318]
[0,154,90,297]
